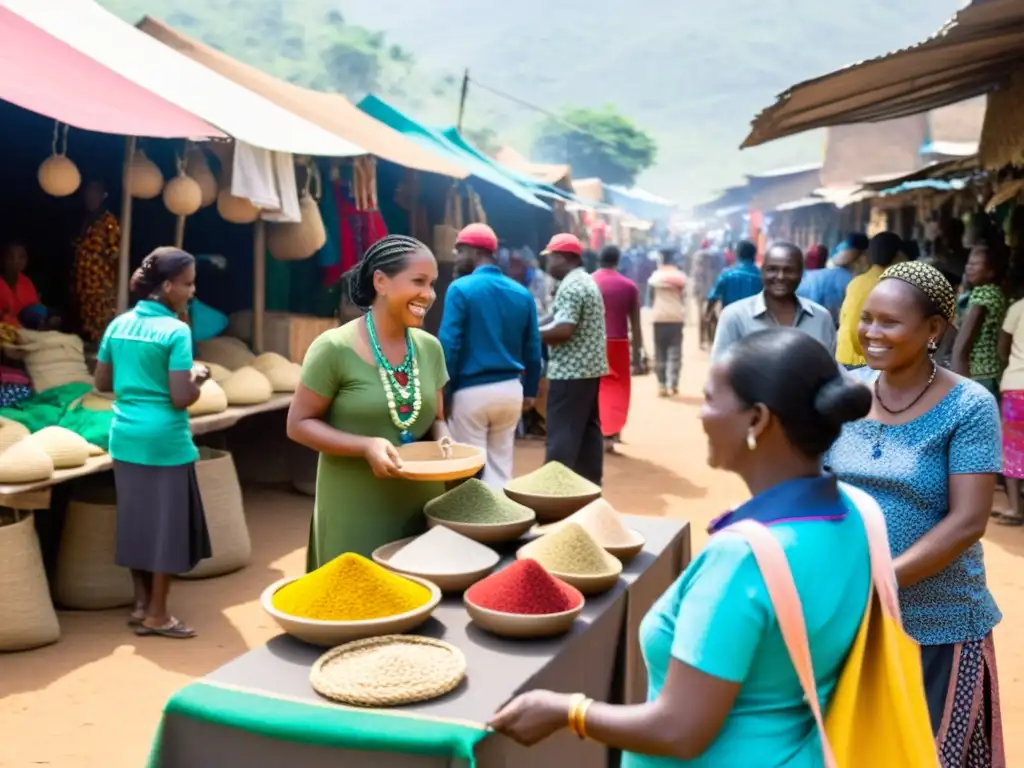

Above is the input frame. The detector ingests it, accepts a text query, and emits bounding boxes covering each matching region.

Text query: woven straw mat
[310,635,466,707]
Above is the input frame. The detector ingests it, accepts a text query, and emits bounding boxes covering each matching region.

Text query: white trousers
[448,379,524,489]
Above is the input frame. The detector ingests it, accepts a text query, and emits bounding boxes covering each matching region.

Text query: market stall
[147,515,690,768]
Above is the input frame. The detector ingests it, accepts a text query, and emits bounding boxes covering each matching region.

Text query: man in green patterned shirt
[540,233,609,485]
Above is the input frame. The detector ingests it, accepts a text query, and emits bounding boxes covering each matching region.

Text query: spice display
[425,478,533,524]
[550,499,635,547]
[466,559,580,615]
[506,461,601,496]
[272,553,431,621]
[389,525,497,573]
[524,523,618,575]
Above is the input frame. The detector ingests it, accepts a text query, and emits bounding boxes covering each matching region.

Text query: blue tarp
[357,95,549,210]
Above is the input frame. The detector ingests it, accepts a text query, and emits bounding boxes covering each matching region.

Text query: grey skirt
[112,460,212,573]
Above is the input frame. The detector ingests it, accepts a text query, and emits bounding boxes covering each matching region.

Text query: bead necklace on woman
[286,236,451,567]
[825,261,1005,767]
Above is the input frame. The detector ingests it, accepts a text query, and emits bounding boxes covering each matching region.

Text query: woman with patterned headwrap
[825,261,1005,767]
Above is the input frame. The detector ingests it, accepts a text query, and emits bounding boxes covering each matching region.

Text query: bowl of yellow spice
[262,553,442,647]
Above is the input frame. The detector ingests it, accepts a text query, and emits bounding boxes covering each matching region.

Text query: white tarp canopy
[2,0,365,157]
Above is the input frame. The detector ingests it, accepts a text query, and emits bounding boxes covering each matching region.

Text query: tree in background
[532,106,657,186]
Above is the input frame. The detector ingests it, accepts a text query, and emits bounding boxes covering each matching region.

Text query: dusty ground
[0,330,1021,767]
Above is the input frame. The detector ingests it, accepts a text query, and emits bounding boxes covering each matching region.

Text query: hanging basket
[0,514,61,651]
[181,448,250,579]
[127,149,164,200]
[54,489,134,610]
[163,172,203,217]
[267,164,327,261]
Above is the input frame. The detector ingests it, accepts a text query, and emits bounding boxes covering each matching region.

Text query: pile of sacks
[0,420,102,484]
[190,337,300,417]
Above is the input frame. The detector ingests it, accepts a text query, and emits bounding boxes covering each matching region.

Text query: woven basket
[0,514,60,651]
[54,489,134,610]
[310,635,466,707]
[180,448,250,579]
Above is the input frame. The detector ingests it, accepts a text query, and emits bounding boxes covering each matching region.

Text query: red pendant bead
[465,559,582,615]
[393,372,409,386]
[398,404,412,414]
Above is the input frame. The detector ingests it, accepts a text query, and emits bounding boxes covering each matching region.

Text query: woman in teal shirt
[491,329,873,766]
[94,247,210,640]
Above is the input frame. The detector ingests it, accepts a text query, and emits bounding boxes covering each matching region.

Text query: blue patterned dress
[825,370,1005,765]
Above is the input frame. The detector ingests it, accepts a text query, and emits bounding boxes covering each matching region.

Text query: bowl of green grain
[424,479,536,543]
[504,462,602,523]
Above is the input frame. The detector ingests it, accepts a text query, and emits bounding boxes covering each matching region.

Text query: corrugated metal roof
[742,0,1024,149]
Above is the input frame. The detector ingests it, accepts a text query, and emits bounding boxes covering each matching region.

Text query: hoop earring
[927,338,938,353]
[746,430,757,451]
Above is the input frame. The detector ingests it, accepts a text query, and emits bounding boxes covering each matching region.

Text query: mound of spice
[524,523,618,575]
[466,558,581,615]
[272,553,431,621]
[425,478,533,524]
[506,461,601,497]
[389,525,497,574]
[553,499,636,548]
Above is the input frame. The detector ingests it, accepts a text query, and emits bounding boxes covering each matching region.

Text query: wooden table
[0,394,294,506]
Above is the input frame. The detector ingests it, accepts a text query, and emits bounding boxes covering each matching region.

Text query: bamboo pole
[174,215,186,249]
[116,136,137,314]
[252,219,266,354]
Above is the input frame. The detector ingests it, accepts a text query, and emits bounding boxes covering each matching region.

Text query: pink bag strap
[724,482,901,768]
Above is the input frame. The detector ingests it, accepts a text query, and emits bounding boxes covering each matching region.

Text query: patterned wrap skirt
[1000,391,1024,478]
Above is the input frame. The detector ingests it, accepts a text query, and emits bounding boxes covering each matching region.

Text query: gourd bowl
[372,535,500,592]
[396,441,485,482]
[423,508,536,544]
[260,574,442,647]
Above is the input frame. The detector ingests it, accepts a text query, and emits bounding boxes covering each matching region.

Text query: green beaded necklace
[366,312,421,444]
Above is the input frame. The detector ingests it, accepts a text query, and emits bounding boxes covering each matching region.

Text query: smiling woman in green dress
[286,235,450,568]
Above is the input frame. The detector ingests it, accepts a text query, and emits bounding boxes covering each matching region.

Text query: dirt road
[0,331,1020,766]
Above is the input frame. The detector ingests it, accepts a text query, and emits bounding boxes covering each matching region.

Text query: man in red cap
[540,232,608,485]
[438,223,542,487]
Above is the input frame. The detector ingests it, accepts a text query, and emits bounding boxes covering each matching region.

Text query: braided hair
[346,235,431,310]
[130,246,195,299]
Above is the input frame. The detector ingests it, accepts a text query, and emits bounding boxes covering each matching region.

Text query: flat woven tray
[310,635,467,707]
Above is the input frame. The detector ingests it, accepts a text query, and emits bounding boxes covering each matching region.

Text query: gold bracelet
[576,697,594,740]
[567,693,586,736]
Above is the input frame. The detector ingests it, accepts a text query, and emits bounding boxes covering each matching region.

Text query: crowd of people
[97,220,1010,765]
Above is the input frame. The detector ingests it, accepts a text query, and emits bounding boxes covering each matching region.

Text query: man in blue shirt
[703,240,761,343]
[797,233,868,325]
[439,224,543,488]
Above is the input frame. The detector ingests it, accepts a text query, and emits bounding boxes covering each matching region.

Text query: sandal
[134,617,197,639]
[127,608,146,627]
[996,514,1024,527]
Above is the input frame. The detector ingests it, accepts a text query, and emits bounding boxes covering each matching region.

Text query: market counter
[148,516,691,768]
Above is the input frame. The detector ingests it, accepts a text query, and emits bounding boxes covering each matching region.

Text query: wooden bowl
[503,488,602,523]
[372,536,499,592]
[423,510,536,544]
[260,575,442,647]
[396,442,485,482]
[464,594,584,639]
[605,530,646,563]
[531,523,646,563]
[515,540,623,596]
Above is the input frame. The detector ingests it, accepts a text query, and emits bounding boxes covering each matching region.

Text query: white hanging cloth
[230,141,301,223]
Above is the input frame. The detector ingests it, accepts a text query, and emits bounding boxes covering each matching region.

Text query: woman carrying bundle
[287,235,450,566]
[94,247,211,640]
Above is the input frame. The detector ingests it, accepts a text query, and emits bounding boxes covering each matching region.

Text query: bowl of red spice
[463,559,584,639]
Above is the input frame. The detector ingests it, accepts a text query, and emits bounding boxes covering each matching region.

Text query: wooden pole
[174,215,186,249]
[456,69,469,133]
[252,219,266,354]
[116,135,137,314]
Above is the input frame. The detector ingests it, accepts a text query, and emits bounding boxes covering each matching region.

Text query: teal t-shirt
[624,479,870,768]
[98,300,198,467]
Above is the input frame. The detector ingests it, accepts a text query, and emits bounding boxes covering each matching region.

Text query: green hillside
[101,0,964,206]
